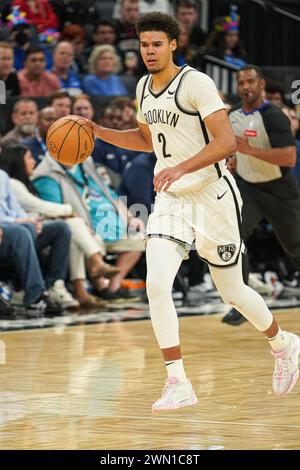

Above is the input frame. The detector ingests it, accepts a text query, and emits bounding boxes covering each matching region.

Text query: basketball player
[87,13,300,412]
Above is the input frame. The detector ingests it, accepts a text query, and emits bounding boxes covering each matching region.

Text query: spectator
[72,93,94,120]
[0,168,74,311]
[17,45,60,96]
[0,98,38,148]
[175,0,206,49]
[265,78,286,107]
[61,24,87,75]
[0,221,62,316]
[281,105,300,187]
[83,45,128,97]
[204,6,247,68]
[12,0,59,33]
[110,96,137,129]
[48,90,72,118]
[114,0,145,77]
[173,25,202,68]
[0,144,117,308]
[92,103,142,186]
[92,20,118,47]
[51,41,82,97]
[32,154,145,301]
[22,106,56,162]
[119,152,156,223]
[0,41,20,97]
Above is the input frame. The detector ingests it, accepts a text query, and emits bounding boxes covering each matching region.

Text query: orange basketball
[46,115,94,165]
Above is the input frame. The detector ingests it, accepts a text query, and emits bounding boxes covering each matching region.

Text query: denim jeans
[21,220,71,289]
[0,223,45,306]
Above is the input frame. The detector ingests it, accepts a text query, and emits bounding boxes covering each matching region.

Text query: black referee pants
[236,174,300,271]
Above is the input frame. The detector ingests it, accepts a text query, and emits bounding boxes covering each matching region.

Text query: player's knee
[146,275,172,299]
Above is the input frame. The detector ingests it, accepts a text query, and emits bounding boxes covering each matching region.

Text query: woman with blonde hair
[83,45,128,96]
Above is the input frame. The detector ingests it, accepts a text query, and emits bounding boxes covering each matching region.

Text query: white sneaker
[151,377,198,413]
[271,332,300,396]
[248,273,273,296]
[47,280,79,310]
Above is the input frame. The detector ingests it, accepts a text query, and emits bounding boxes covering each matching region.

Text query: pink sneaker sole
[276,343,300,397]
[151,392,198,414]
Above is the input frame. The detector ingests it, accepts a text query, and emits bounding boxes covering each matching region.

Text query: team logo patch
[217,244,236,262]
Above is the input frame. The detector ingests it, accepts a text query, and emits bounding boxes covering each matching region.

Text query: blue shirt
[82,74,128,96]
[33,165,127,242]
[0,170,27,223]
[119,153,156,220]
[56,70,82,95]
[92,138,141,174]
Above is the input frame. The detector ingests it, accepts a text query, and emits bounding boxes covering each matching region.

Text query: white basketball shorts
[146,173,244,267]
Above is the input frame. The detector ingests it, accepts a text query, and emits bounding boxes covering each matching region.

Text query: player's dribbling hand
[153,165,185,192]
[85,119,102,139]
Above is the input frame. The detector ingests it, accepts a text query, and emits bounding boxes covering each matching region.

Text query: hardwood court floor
[0,309,300,450]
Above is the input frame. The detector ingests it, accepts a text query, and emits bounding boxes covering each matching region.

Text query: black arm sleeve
[261,105,295,148]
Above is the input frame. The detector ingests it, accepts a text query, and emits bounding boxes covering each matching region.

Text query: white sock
[165,358,187,382]
[267,329,290,352]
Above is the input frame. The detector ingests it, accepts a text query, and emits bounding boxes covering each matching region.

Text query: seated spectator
[203,6,247,68]
[0,97,38,148]
[83,45,129,97]
[51,41,82,97]
[0,221,62,316]
[0,41,20,97]
[22,105,56,162]
[110,96,137,129]
[281,105,300,187]
[0,144,117,308]
[12,0,59,33]
[114,0,145,77]
[17,45,60,97]
[72,93,94,120]
[0,167,75,311]
[48,90,72,118]
[60,24,87,75]
[0,262,16,318]
[92,103,144,187]
[32,153,145,301]
[175,0,206,49]
[7,16,53,71]
[119,152,156,224]
[265,79,286,107]
[173,25,202,68]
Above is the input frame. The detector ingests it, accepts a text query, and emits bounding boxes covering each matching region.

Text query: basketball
[46,115,94,165]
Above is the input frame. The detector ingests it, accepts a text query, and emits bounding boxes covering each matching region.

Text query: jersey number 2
[158,133,171,158]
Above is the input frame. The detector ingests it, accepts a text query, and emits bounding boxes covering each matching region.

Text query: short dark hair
[237,65,264,80]
[176,0,197,10]
[48,90,71,105]
[265,78,285,96]
[25,45,45,60]
[136,12,181,43]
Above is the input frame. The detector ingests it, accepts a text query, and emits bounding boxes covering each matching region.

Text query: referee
[223,65,300,325]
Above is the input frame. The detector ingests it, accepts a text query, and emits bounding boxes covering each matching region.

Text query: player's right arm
[89,121,153,153]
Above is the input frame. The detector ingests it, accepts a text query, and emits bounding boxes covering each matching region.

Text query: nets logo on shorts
[217,244,236,261]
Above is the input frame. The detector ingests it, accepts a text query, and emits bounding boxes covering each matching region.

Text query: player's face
[237,69,265,105]
[140,31,176,74]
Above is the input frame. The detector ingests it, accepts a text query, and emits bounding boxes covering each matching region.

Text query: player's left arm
[154,109,236,192]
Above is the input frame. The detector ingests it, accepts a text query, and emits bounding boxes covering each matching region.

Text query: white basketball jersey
[136,65,226,193]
